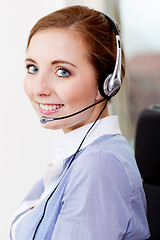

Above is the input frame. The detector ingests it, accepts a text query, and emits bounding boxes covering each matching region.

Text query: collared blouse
[10,116,150,240]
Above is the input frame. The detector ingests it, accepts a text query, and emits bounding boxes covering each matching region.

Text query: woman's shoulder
[77,134,133,169]
[64,134,149,239]
[73,134,142,193]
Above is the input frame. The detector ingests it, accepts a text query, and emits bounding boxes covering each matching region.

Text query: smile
[39,103,64,111]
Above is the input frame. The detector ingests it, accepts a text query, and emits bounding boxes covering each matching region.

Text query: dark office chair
[135,105,160,240]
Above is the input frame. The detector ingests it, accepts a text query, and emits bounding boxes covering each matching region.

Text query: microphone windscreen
[40,116,50,124]
[40,117,46,124]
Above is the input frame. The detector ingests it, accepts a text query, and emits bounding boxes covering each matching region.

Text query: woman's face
[24,28,103,133]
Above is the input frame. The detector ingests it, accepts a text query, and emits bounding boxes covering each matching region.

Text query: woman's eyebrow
[25,58,77,68]
[51,60,77,68]
[25,58,37,64]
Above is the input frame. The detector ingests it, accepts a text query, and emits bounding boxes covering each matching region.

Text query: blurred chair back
[135,105,160,240]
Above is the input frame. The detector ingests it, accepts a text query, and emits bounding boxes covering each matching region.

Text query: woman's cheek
[24,78,32,100]
[55,82,79,103]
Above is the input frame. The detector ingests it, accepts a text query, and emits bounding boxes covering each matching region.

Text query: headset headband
[98,14,122,98]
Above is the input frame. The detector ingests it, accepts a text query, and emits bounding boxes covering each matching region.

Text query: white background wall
[0,0,107,239]
[120,0,160,58]
[0,1,68,238]
[1,0,160,239]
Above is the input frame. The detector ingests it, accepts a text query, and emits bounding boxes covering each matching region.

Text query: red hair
[27,5,126,82]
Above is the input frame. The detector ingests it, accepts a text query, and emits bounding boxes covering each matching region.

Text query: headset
[99,14,121,98]
[32,13,122,239]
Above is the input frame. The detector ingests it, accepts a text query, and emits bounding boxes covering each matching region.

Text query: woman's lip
[38,103,64,116]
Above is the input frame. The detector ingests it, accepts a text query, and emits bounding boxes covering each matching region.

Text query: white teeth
[49,105,52,111]
[44,105,48,110]
[40,104,63,111]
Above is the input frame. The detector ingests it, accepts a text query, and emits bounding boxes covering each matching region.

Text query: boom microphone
[40,98,107,124]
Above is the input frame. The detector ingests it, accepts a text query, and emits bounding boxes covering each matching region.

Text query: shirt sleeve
[51,150,134,240]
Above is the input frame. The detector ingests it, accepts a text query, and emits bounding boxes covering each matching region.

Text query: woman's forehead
[27,28,89,60]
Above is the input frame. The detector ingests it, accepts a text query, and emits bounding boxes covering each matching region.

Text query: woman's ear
[96,89,104,101]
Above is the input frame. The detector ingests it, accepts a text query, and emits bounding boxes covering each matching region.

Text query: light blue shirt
[10,116,150,239]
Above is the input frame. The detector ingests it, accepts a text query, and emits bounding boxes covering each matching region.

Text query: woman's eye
[26,65,38,74]
[56,68,70,78]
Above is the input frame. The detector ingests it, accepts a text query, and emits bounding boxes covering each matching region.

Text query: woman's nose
[33,74,52,96]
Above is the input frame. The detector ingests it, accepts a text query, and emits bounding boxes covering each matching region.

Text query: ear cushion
[98,70,112,98]
[107,78,121,97]
[98,72,121,98]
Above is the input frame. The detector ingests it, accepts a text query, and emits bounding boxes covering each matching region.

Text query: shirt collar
[34,115,121,202]
[58,115,121,160]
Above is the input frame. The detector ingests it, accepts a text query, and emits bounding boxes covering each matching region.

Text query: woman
[10,5,150,240]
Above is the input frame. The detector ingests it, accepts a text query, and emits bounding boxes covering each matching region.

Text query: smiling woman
[10,5,150,240]
[24,28,101,133]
